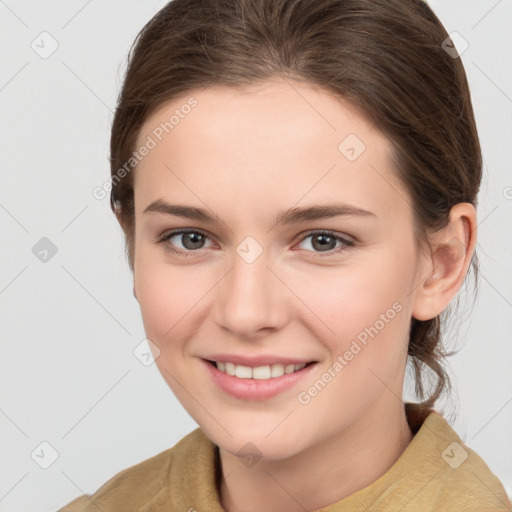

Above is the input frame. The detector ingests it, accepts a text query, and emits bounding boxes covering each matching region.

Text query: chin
[224,438,302,462]
[201,418,309,461]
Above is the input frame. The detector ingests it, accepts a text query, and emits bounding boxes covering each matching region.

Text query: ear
[412,203,477,321]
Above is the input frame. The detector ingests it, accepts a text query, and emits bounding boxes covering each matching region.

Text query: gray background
[1,1,511,510]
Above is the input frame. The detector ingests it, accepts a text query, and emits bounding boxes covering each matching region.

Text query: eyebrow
[143,199,376,226]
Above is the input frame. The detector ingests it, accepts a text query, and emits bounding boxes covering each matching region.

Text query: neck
[219,399,414,512]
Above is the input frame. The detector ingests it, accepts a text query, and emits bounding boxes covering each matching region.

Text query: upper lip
[203,354,316,367]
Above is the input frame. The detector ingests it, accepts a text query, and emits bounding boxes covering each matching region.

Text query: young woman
[59,0,511,510]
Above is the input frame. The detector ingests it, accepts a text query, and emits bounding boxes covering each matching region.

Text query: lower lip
[202,359,317,401]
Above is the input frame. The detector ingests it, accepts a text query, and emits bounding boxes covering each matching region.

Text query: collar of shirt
[137,402,511,512]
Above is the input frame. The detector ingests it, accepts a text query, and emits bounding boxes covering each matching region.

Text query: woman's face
[132,77,430,459]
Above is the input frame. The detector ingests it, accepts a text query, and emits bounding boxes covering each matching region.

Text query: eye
[158,229,213,257]
[156,229,355,258]
[296,230,355,257]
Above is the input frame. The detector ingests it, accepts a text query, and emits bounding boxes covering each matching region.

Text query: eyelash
[156,228,356,259]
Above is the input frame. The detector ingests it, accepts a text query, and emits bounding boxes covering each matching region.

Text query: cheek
[293,268,411,427]
[294,258,410,343]
[295,253,415,400]
[134,259,206,351]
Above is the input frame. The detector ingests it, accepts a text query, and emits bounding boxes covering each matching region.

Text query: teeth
[235,365,252,379]
[284,364,295,374]
[253,365,271,379]
[270,364,285,377]
[214,361,309,379]
[225,362,236,376]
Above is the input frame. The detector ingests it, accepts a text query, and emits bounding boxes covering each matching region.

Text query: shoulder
[356,404,512,512]
[414,411,511,511]
[58,428,209,512]
[431,441,511,511]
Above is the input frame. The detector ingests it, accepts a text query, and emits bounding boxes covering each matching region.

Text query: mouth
[202,358,318,400]
[205,360,316,379]
[201,353,319,401]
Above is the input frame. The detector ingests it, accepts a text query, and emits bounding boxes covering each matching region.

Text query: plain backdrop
[1,1,511,510]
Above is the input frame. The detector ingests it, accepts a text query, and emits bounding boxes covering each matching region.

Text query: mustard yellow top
[59,403,511,511]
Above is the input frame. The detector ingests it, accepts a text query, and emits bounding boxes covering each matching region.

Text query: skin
[126,77,477,512]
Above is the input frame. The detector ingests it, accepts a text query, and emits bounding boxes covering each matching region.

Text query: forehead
[133,78,410,223]
[136,77,378,153]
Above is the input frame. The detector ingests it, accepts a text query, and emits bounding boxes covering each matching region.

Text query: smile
[203,358,317,400]
[212,361,308,379]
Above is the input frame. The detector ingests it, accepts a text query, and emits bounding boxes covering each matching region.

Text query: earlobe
[412,203,477,321]
[133,285,137,300]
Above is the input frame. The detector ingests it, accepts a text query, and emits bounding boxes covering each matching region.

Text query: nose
[214,248,289,339]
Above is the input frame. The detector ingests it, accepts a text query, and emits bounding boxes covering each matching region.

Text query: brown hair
[109,0,481,412]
